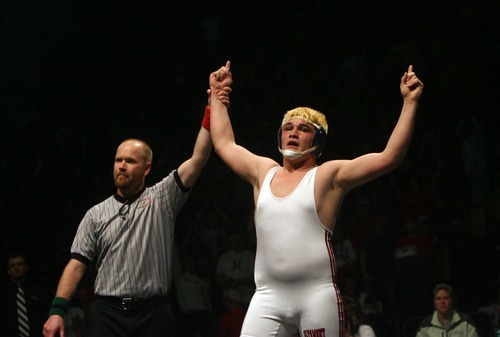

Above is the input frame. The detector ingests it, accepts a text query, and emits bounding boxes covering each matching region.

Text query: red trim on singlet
[325,230,345,337]
[325,231,336,283]
[338,292,345,337]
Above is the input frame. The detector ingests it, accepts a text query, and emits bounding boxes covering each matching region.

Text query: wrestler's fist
[400,65,424,102]
[210,61,233,91]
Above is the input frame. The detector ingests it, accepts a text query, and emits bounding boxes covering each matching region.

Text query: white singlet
[241,166,344,337]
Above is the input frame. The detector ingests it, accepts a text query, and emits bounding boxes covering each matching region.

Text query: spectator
[416,283,479,337]
[343,295,377,337]
[216,289,246,337]
[399,174,433,224]
[0,253,51,337]
[359,212,398,322]
[215,232,255,306]
[394,213,437,318]
[477,285,500,335]
[333,227,358,285]
[175,255,213,337]
[339,275,379,328]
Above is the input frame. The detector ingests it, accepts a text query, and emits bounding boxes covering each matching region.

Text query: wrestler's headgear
[277,107,328,159]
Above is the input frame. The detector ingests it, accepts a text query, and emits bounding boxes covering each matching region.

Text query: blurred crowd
[1,1,499,336]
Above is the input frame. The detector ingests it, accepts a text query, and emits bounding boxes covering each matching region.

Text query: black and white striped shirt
[70,170,190,298]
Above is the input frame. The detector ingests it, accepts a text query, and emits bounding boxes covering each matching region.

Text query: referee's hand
[43,315,65,337]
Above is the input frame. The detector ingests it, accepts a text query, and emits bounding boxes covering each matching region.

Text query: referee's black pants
[87,298,175,337]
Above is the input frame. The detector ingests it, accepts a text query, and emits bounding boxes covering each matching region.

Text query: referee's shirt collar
[113,187,145,204]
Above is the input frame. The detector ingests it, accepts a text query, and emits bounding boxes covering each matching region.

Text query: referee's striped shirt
[70,170,190,298]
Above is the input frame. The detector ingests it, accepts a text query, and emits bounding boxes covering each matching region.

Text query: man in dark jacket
[0,253,51,337]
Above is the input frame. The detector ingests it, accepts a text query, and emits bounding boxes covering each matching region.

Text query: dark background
[1,0,499,333]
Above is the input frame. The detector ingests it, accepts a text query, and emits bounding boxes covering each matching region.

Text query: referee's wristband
[201,105,210,130]
[49,297,69,317]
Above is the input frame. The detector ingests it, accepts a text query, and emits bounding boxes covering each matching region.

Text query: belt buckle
[121,297,133,310]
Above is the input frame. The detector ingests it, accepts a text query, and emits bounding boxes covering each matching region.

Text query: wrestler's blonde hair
[281,107,328,134]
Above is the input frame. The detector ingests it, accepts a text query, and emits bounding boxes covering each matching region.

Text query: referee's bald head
[119,138,153,163]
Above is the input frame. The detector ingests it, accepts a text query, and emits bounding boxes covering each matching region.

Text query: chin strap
[278,146,318,159]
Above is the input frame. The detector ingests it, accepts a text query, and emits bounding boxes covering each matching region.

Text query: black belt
[95,295,170,310]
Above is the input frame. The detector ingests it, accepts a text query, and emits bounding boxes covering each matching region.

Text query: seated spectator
[416,283,478,337]
[343,295,377,337]
[359,212,398,321]
[340,275,379,327]
[477,286,500,334]
[175,255,213,337]
[215,232,255,306]
[333,227,358,285]
[394,212,437,318]
[216,289,246,337]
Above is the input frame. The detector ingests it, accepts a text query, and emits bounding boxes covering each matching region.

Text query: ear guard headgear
[277,107,328,159]
[277,122,327,158]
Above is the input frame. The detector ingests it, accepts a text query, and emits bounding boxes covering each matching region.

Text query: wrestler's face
[281,118,315,152]
[434,289,453,315]
[113,141,151,196]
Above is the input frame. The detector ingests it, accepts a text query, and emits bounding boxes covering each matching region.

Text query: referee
[42,88,231,337]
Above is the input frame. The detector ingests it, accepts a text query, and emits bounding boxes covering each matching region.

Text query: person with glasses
[208,61,423,337]
[42,88,231,337]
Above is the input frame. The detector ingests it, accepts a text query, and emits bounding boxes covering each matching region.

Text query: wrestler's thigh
[298,285,342,337]
[241,291,296,337]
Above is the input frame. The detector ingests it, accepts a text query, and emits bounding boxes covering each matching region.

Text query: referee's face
[114,141,151,196]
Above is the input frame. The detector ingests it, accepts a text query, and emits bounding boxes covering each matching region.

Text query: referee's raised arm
[177,85,232,189]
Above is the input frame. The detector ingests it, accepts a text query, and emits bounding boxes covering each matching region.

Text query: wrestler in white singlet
[241,166,344,337]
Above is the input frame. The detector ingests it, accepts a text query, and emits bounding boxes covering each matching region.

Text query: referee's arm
[177,126,212,189]
[43,258,86,336]
[177,86,230,188]
[53,258,87,301]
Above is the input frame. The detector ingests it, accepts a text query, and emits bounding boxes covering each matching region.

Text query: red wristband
[202,105,210,130]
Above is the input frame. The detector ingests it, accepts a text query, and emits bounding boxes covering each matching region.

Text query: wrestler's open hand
[401,65,424,102]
